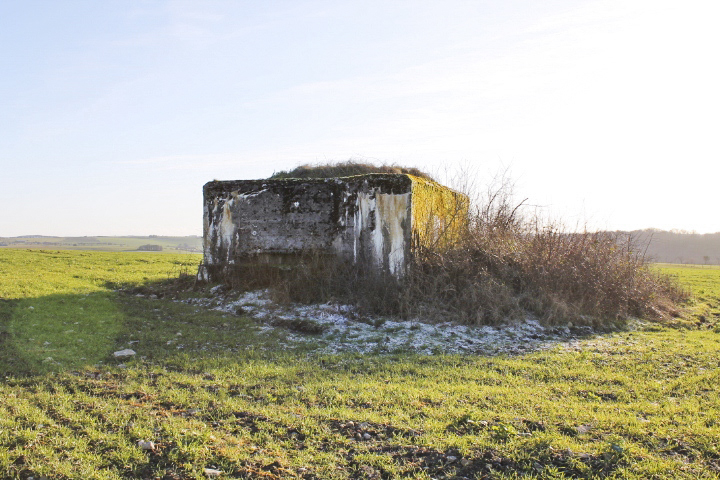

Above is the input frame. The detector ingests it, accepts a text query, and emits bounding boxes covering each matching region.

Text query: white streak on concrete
[354,190,409,275]
[235,189,267,201]
[207,190,267,264]
[203,199,219,264]
[218,197,235,261]
[375,192,410,275]
[354,191,375,263]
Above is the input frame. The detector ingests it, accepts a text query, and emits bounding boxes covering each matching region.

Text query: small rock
[461,458,471,466]
[576,424,593,434]
[137,440,155,451]
[362,432,372,440]
[114,349,136,358]
[204,467,223,477]
[446,455,457,463]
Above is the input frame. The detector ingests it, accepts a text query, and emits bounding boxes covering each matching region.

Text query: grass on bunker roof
[1,250,720,478]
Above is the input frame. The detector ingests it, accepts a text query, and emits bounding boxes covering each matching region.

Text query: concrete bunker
[199,174,468,282]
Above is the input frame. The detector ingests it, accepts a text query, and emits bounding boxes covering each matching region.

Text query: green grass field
[1,251,720,478]
[0,236,202,253]
[654,264,720,329]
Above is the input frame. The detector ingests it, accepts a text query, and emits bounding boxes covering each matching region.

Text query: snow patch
[181,288,598,356]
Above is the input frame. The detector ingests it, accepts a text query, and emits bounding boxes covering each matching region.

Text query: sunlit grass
[0,252,719,478]
[654,263,720,328]
[0,249,201,298]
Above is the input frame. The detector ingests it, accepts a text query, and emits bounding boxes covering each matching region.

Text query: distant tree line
[137,244,163,252]
[617,229,720,265]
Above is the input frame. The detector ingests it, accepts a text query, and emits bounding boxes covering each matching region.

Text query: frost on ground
[180,286,619,356]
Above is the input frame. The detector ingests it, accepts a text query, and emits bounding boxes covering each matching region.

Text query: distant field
[1,253,719,478]
[0,235,202,253]
[653,263,720,327]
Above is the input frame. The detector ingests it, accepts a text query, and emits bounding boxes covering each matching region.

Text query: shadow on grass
[0,277,279,377]
[0,292,129,376]
[0,299,38,375]
[1,273,610,378]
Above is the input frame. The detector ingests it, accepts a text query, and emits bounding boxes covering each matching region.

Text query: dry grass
[411,221,688,327]
[269,160,436,181]
[258,166,688,327]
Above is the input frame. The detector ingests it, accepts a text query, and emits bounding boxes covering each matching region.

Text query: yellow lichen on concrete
[408,175,469,252]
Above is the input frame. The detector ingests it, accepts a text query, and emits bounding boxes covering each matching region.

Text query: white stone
[137,440,155,450]
[113,349,136,358]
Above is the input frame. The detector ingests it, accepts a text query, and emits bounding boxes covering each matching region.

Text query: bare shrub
[514,228,682,323]
[406,176,688,326]
[241,165,689,327]
[406,173,689,326]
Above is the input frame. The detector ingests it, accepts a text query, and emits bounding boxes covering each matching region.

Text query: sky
[1,0,718,236]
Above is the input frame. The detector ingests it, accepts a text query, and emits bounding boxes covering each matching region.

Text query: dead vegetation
[269,160,436,181]
[236,163,688,327]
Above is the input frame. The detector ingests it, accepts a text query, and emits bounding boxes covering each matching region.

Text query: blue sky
[1,0,718,236]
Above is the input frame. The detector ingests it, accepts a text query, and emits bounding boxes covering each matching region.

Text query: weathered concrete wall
[199,174,467,282]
